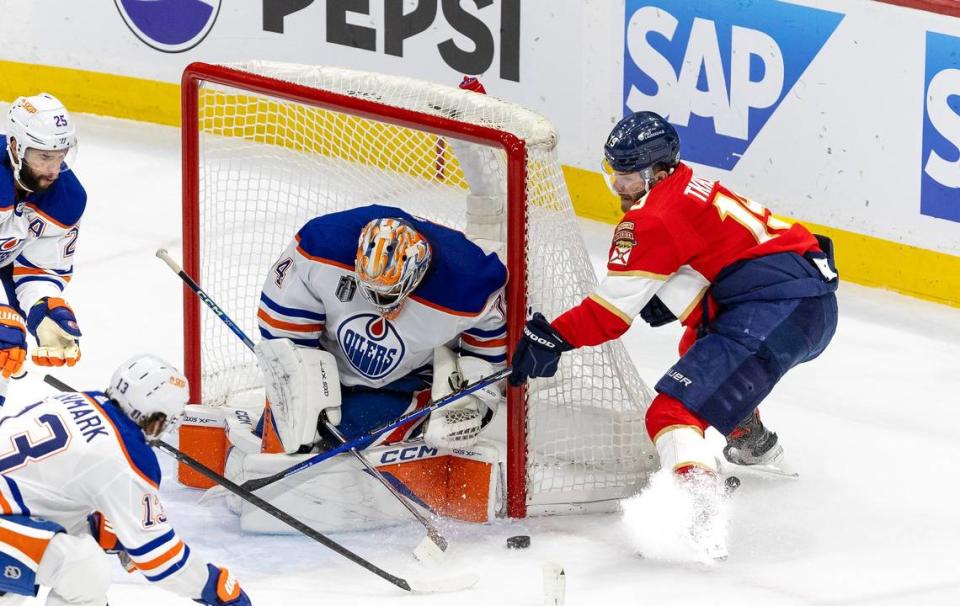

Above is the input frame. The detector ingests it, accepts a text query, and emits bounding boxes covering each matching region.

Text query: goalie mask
[5,93,78,194]
[355,217,432,320]
[106,355,190,438]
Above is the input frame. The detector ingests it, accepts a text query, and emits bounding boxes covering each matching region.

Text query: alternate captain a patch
[609,221,636,266]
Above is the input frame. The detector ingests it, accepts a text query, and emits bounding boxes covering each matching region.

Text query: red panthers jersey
[552,163,820,347]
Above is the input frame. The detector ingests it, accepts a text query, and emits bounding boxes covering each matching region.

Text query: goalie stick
[156,248,463,558]
[42,374,477,594]
[236,368,509,491]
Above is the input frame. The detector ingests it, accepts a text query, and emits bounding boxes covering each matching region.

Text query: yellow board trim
[0,61,180,126]
[3,61,956,308]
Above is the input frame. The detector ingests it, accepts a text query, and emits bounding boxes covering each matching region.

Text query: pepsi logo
[115,0,221,53]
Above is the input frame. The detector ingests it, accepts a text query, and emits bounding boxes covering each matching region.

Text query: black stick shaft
[151,440,411,590]
[42,374,412,592]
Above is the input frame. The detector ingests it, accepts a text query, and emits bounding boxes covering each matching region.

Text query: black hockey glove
[508,313,574,387]
[639,295,677,327]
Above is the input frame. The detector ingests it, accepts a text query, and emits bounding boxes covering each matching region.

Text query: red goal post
[180,61,657,518]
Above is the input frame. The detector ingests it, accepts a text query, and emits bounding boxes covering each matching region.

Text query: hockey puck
[506,535,531,549]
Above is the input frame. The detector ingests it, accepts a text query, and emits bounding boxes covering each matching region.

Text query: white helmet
[106,355,189,437]
[5,93,78,192]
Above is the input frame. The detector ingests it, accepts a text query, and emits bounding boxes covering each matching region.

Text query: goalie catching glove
[27,296,81,367]
[255,338,342,454]
[423,349,502,449]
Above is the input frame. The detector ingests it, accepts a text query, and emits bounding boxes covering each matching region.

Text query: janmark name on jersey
[60,393,109,442]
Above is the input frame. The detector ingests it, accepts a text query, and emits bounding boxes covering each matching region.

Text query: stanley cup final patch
[336,276,357,302]
[609,221,636,266]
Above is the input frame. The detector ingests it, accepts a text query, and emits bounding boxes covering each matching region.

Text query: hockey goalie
[185,114,514,533]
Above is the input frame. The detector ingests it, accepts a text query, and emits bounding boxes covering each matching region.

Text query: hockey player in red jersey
[508,111,838,557]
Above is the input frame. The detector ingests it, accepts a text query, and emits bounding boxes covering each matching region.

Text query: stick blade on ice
[406,573,479,594]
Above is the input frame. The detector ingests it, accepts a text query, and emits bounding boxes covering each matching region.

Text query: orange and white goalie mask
[355,218,432,320]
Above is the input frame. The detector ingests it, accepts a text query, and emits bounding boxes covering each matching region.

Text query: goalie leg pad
[236,450,416,533]
[233,440,503,533]
[177,405,227,488]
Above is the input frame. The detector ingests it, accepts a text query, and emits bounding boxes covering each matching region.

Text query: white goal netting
[184,61,658,515]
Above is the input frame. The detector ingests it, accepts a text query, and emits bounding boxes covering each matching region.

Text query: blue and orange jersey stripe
[81,393,158,490]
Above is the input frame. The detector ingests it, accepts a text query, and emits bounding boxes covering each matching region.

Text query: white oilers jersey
[0,136,85,312]
[0,391,208,599]
[258,205,508,388]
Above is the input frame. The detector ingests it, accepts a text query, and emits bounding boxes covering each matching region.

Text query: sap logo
[115,0,221,53]
[262,0,521,81]
[921,31,960,223]
[379,444,439,465]
[623,1,843,170]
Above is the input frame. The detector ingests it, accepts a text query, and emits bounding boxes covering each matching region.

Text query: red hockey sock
[645,393,710,442]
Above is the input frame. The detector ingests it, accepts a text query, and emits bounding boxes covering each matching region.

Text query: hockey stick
[237,369,509,492]
[321,418,448,562]
[156,248,454,557]
[41,374,477,594]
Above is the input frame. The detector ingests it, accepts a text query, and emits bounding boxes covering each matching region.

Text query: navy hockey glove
[88,511,137,572]
[87,511,124,554]
[196,564,252,606]
[0,305,26,379]
[639,295,677,327]
[26,297,81,367]
[509,313,573,387]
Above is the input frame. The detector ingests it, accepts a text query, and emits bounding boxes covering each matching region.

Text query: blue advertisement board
[622,0,843,171]
[921,31,960,223]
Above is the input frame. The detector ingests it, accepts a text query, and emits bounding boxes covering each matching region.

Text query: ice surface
[10,111,960,605]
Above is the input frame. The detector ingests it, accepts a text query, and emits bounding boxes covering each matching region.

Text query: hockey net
[181,61,658,517]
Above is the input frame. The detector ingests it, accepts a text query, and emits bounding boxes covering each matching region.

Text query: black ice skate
[722,410,784,467]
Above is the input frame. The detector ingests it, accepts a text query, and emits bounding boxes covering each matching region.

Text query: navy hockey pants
[655,251,838,435]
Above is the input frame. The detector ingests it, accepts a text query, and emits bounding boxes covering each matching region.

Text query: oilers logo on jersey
[336,313,406,379]
[0,238,22,263]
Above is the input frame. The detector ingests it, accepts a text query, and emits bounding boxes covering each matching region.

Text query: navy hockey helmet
[603,111,680,174]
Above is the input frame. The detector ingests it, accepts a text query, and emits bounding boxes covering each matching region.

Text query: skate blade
[721,459,799,479]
